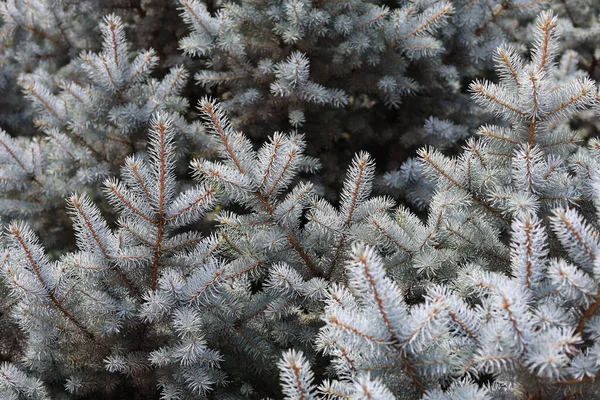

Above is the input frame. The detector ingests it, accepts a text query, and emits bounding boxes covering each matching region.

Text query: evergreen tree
[2,1,600,399]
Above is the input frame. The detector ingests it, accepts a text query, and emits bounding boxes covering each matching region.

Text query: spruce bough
[2,2,600,399]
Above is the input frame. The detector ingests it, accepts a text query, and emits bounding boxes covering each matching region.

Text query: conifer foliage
[0,12,203,245]
[178,0,455,136]
[3,1,600,400]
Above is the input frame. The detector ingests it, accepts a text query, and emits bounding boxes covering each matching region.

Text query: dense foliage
[2,1,600,399]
